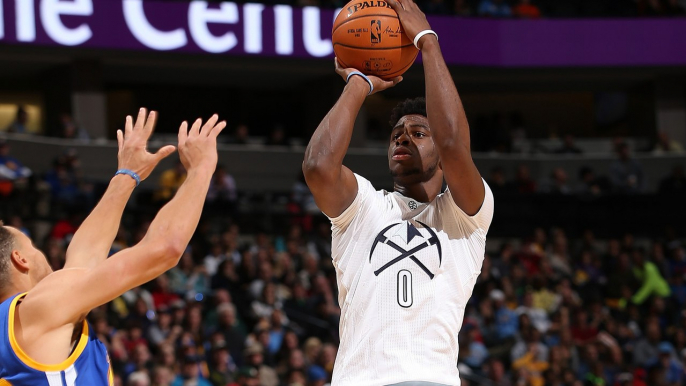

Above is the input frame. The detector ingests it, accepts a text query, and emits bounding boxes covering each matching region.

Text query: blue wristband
[115,169,140,187]
[346,71,373,96]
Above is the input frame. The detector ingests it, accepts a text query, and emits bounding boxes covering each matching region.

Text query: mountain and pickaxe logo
[369,221,442,279]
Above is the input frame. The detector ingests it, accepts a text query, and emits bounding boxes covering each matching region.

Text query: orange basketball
[332,0,418,80]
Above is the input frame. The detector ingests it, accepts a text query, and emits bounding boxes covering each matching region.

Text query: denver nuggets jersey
[329,174,494,386]
[0,293,114,386]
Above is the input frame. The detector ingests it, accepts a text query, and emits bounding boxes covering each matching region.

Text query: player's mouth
[392,147,412,161]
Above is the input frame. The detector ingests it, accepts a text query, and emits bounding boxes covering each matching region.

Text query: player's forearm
[303,79,367,178]
[421,38,470,151]
[65,175,135,268]
[143,167,213,262]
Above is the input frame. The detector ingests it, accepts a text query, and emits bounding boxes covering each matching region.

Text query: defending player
[0,109,225,385]
[302,1,493,384]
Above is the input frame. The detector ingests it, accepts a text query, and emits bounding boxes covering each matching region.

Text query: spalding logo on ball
[332,0,419,80]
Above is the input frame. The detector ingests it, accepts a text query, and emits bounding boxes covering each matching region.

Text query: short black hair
[389,97,427,128]
[0,222,15,291]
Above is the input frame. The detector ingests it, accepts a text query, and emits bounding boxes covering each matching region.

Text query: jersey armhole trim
[0,378,14,385]
[8,293,89,372]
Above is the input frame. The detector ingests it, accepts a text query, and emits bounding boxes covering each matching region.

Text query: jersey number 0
[397,270,413,308]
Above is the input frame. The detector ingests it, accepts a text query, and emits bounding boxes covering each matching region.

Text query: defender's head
[0,223,52,298]
[387,97,441,186]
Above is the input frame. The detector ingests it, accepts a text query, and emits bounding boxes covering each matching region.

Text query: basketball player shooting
[303,1,494,385]
[0,109,225,385]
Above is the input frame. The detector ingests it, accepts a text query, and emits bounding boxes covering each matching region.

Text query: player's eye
[414,132,425,137]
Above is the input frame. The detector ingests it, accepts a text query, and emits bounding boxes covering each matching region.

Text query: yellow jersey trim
[8,293,90,372]
[0,378,14,386]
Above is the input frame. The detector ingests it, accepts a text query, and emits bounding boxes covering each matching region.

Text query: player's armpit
[303,164,358,218]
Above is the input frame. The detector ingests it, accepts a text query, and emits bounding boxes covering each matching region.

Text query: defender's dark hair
[389,97,427,128]
[0,221,15,290]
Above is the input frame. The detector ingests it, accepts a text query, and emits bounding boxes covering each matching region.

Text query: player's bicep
[440,148,485,216]
[305,164,358,218]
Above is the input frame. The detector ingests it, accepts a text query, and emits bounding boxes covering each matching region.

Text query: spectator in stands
[513,0,542,18]
[227,123,250,145]
[155,160,187,202]
[630,248,671,305]
[554,135,583,154]
[609,142,644,194]
[576,166,609,196]
[172,355,212,386]
[207,165,238,216]
[653,131,684,154]
[453,0,473,15]
[539,168,571,194]
[59,113,89,141]
[5,106,28,133]
[243,343,278,386]
[659,165,686,194]
[0,141,32,197]
[508,164,537,194]
[487,167,509,195]
[264,125,288,146]
[478,0,512,17]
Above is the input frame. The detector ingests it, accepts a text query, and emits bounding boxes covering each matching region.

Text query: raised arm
[303,60,401,217]
[22,116,226,328]
[65,108,175,269]
[388,0,484,215]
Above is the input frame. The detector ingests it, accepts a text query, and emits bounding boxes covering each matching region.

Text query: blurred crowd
[1,139,686,386]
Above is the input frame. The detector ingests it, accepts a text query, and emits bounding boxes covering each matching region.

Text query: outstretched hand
[334,58,402,95]
[117,108,176,181]
[386,0,435,49]
[177,114,226,172]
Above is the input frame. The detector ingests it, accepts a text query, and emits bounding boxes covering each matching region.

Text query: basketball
[332,0,418,80]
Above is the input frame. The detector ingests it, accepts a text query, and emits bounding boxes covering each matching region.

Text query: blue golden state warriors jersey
[0,293,114,386]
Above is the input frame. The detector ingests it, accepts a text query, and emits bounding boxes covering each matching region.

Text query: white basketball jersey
[329,174,494,386]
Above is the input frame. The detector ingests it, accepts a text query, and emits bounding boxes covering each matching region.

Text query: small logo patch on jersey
[408,200,418,210]
[369,221,442,279]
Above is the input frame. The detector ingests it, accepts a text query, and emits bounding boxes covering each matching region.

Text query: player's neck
[393,179,442,203]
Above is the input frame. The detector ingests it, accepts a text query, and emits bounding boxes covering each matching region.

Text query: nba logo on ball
[371,20,381,44]
[332,0,419,79]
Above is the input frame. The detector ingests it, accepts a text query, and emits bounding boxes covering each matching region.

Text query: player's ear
[10,249,30,273]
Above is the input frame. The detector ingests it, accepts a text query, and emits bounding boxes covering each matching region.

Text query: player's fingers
[210,120,227,138]
[153,145,177,162]
[178,121,188,144]
[117,129,124,150]
[134,107,147,131]
[203,114,219,136]
[144,110,158,137]
[190,118,202,137]
[387,0,404,12]
[124,115,133,136]
[392,76,403,85]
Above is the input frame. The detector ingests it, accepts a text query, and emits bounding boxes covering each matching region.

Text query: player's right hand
[335,58,402,95]
[177,115,226,172]
[386,0,435,49]
[117,108,176,181]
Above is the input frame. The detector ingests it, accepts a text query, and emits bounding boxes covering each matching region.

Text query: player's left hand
[334,58,402,95]
[386,0,435,49]
[117,108,177,181]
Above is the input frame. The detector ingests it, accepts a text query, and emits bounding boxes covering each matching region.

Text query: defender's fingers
[124,115,133,136]
[135,107,147,130]
[153,145,177,162]
[202,114,219,136]
[190,118,202,136]
[210,121,227,138]
[144,110,158,137]
[117,130,124,150]
[178,121,188,144]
